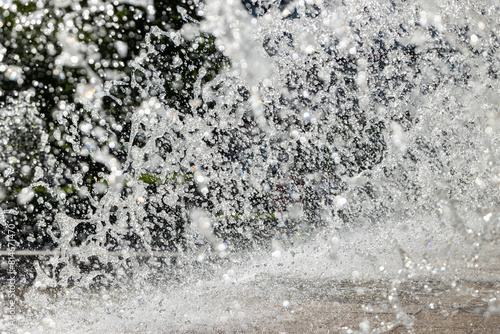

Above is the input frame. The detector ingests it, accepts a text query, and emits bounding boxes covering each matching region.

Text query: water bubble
[21,165,31,175]
[17,188,34,205]
[330,152,341,164]
[80,122,92,134]
[334,196,347,209]
[331,236,340,246]
[356,71,367,87]
[84,88,95,99]
[359,320,370,331]
[470,34,479,45]
[41,318,55,328]
[217,243,228,252]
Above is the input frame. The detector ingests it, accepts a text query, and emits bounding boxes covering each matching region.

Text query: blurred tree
[0,0,225,283]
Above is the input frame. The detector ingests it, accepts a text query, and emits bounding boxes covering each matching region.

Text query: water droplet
[17,188,34,205]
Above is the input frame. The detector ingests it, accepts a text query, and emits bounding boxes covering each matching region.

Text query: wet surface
[178,280,498,333]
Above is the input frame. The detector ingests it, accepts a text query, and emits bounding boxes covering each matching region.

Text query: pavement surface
[180,279,500,334]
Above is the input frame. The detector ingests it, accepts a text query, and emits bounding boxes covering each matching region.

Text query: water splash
[1,0,500,332]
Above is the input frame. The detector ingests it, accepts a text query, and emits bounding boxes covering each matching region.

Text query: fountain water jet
[1,0,500,332]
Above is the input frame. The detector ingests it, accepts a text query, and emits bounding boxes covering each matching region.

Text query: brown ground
[177,280,500,334]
